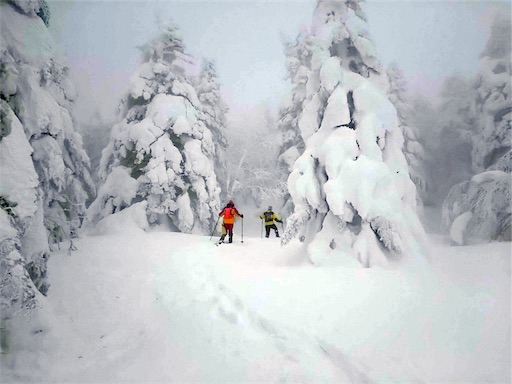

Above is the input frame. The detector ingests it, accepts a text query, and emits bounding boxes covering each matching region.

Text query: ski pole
[241,217,244,243]
[260,219,263,238]
[210,216,220,240]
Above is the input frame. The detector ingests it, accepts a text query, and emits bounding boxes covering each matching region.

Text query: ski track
[8,230,509,383]
[152,234,375,382]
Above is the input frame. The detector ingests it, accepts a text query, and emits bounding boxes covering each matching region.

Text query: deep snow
[1,207,510,383]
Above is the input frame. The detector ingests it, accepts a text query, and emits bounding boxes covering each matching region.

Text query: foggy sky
[47,0,510,124]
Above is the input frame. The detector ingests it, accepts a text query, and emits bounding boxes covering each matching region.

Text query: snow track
[153,235,366,382]
[2,230,510,383]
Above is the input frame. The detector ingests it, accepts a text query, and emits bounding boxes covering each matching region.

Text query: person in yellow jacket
[259,206,282,238]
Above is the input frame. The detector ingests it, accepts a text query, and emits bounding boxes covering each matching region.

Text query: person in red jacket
[218,200,243,244]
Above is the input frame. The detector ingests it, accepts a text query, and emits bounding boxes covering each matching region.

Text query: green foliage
[0,195,17,218]
[26,258,49,296]
[120,146,152,179]
[36,0,50,27]
[0,100,12,142]
[127,96,149,110]
[0,320,10,354]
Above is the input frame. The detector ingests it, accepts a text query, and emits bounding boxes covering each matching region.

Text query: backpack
[224,208,234,219]
[263,211,273,222]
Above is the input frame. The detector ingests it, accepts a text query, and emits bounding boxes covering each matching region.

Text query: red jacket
[219,206,241,225]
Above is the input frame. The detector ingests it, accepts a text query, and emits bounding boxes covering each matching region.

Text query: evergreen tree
[225,105,286,207]
[1,1,93,325]
[281,0,425,267]
[277,32,313,216]
[442,14,511,244]
[88,25,221,234]
[429,75,476,204]
[0,102,43,323]
[471,13,511,172]
[387,63,427,205]
[194,60,229,201]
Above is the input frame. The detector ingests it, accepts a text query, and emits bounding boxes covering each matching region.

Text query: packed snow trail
[2,225,510,382]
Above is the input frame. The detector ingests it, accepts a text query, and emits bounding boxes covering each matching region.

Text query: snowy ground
[2,208,511,383]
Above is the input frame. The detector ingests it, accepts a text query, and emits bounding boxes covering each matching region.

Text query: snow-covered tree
[281,0,426,267]
[194,60,229,200]
[80,110,113,185]
[277,32,313,216]
[88,25,221,234]
[442,14,511,245]
[225,106,287,207]
[387,63,427,204]
[1,103,44,324]
[471,13,511,172]
[1,1,94,326]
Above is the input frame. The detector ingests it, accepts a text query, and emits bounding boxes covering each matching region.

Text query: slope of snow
[1,208,510,382]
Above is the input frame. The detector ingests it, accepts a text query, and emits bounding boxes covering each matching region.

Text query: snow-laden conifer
[387,63,427,205]
[194,60,229,200]
[89,25,221,234]
[282,0,426,267]
[225,107,286,206]
[277,33,313,216]
[0,103,45,322]
[442,14,511,244]
[1,2,94,323]
[471,13,511,172]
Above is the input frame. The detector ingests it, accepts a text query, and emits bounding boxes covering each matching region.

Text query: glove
[240,214,244,218]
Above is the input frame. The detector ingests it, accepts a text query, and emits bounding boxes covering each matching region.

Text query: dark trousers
[220,223,234,243]
[265,224,279,238]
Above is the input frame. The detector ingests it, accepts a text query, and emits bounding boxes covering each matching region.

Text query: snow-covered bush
[442,171,511,244]
[281,0,426,267]
[89,25,221,234]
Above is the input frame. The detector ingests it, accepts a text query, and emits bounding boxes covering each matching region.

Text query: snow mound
[443,170,511,244]
[88,202,149,236]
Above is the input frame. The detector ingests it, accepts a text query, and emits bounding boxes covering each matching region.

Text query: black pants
[265,224,279,238]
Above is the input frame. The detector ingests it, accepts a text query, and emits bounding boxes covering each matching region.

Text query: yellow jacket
[260,211,281,226]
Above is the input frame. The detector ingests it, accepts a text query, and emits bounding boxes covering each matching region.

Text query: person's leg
[265,225,270,238]
[219,224,226,243]
[225,224,234,243]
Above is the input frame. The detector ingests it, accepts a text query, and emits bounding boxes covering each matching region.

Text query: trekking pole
[210,216,220,240]
[241,217,244,243]
[260,219,263,238]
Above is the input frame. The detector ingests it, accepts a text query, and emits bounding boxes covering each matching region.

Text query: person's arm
[274,213,282,223]
[234,208,243,218]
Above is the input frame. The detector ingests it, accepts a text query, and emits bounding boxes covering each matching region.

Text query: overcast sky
[47,0,510,123]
